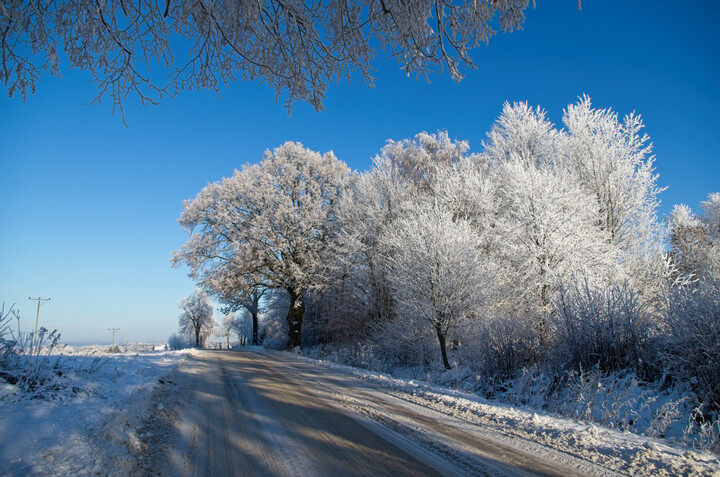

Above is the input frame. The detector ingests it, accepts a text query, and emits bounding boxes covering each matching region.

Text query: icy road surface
[136,349,621,476]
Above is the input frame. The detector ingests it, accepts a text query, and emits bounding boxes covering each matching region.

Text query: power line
[28,297,50,351]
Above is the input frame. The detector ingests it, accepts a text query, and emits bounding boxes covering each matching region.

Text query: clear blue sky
[1,1,718,345]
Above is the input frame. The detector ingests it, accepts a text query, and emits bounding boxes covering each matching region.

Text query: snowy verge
[268,348,720,476]
[0,344,190,477]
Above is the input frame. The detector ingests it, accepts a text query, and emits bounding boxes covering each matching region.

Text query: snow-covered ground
[1,345,718,476]
[0,343,190,476]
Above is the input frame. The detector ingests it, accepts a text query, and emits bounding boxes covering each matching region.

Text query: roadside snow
[0,344,189,477]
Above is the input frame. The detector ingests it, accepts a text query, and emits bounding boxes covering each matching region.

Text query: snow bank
[0,344,189,476]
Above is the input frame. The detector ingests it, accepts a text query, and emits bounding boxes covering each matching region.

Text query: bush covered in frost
[167,333,193,351]
[551,280,659,379]
[0,302,64,397]
[663,279,720,419]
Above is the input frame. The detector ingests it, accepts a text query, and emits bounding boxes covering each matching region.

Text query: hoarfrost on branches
[381,203,491,369]
[563,95,665,258]
[172,141,353,349]
[668,192,720,283]
[2,0,531,114]
[178,289,216,348]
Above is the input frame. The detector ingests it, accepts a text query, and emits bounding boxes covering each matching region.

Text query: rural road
[135,350,612,477]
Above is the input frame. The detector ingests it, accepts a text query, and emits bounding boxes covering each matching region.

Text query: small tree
[209,273,267,346]
[179,290,216,348]
[219,313,238,349]
[381,204,490,369]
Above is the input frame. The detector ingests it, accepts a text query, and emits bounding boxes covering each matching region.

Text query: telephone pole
[28,297,50,351]
[108,328,120,346]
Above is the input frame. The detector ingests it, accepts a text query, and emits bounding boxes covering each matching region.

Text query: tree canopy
[2,0,532,113]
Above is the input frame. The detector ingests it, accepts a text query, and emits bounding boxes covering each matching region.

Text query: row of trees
[172,288,255,349]
[173,96,719,415]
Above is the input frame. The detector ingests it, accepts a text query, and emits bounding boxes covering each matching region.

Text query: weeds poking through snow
[1,303,60,391]
[684,407,720,452]
[0,301,91,401]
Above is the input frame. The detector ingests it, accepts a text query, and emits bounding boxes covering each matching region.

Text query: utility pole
[28,297,50,351]
[108,328,120,346]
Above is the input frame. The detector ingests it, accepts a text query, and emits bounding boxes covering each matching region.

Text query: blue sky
[1,1,718,344]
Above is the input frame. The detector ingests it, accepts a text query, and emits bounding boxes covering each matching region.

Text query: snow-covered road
[2,347,717,475]
[135,350,624,476]
[138,350,450,476]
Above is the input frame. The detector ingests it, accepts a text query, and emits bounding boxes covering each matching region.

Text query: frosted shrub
[664,280,720,417]
[0,302,63,396]
[372,318,439,372]
[552,280,655,377]
[645,397,689,439]
[319,341,388,373]
[684,410,720,452]
[551,369,649,432]
[167,333,192,351]
[472,315,541,380]
[493,366,550,407]
[453,314,542,393]
[261,317,290,351]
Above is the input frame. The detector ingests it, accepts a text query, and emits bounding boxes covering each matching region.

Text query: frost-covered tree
[178,289,216,348]
[379,131,471,191]
[219,313,238,349]
[703,193,720,241]
[431,155,493,222]
[484,100,560,169]
[381,203,490,369]
[699,193,720,280]
[669,204,710,280]
[3,0,531,114]
[668,192,720,282]
[492,158,617,322]
[172,142,353,349]
[208,272,267,346]
[323,131,476,339]
[318,161,400,339]
[484,101,617,326]
[563,95,665,256]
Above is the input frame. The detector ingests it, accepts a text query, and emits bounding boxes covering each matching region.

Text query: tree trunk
[286,289,305,349]
[251,311,260,346]
[194,322,201,347]
[436,324,452,370]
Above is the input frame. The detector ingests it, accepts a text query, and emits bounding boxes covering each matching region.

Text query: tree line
[173,96,720,418]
